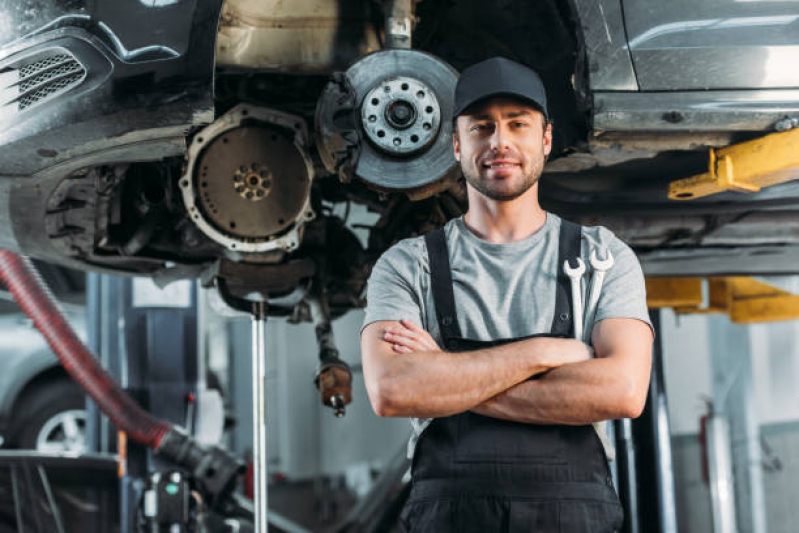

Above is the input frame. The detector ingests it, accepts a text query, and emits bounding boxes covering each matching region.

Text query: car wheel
[7,379,88,454]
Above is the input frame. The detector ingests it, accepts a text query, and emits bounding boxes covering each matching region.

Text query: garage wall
[660,303,799,533]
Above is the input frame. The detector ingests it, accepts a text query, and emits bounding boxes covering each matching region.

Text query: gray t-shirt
[361,213,652,460]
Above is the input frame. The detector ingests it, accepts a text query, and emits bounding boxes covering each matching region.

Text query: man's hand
[361,320,583,418]
[383,319,442,353]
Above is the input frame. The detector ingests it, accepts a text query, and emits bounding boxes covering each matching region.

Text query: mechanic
[360,57,654,532]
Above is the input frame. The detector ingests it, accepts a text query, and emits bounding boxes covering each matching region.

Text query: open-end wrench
[584,248,615,342]
[563,258,586,341]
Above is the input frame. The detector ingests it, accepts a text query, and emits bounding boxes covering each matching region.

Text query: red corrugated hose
[0,250,171,448]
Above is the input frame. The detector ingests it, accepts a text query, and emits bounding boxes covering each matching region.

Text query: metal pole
[251,303,268,533]
[633,310,678,533]
[615,418,639,533]
[706,416,738,533]
[650,309,678,533]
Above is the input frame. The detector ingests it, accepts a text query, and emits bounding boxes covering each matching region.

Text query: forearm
[371,339,557,418]
[472,357,645,425]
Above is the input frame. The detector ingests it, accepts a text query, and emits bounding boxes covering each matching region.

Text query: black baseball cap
[454,57,549,120]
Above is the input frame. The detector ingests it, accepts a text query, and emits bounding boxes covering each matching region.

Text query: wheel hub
[360,76,441,156]
[36,409,87,454]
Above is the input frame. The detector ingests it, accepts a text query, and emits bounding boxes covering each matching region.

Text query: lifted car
[0,0,798,317]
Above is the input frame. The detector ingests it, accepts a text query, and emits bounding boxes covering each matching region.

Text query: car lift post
[626,310,678,533]
[251,301,269,533]
[218,280,270,533]
[85,273,202,532]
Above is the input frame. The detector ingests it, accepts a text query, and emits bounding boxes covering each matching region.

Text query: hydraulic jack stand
[217,280,270,533]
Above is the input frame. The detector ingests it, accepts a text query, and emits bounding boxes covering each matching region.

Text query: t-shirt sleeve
[593,237,654,335]
[361,240,425,334]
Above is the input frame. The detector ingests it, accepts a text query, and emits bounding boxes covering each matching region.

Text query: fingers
[387,326,437,350]
[384,330,427,352]
[383,319,440,352]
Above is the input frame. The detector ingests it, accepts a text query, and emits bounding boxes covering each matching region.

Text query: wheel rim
[35,409,88,454]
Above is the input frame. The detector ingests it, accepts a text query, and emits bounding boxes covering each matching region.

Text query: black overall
[400,220,624,533]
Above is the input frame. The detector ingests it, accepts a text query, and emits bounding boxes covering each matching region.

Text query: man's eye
[470,124,488,132]
[512,121,528,128]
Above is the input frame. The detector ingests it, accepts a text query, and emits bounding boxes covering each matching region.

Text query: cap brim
[454,92,549,121]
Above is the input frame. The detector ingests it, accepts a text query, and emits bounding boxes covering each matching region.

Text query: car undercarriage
[1,0,798,308]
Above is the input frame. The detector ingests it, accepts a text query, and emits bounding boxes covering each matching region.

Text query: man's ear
[543,122,553,157]
[452,130,461,162]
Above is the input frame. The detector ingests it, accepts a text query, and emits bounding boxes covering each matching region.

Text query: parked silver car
[0,309,87,454]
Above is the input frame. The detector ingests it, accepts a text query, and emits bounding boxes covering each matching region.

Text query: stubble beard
[462,156,544,201]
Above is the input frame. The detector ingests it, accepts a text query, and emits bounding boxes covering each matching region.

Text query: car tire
[6,378,88,454]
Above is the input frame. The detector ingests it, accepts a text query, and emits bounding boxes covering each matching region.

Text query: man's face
[453,97,552,201]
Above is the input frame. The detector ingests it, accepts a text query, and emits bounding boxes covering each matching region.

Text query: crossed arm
[360,317,653,424]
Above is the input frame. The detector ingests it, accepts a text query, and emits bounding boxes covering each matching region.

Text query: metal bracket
[646,276,799,323]
[668,128,799,200]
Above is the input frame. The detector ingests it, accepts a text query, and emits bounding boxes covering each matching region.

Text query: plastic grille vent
[18,72,84,110]
[19,54,72,77]
[19,60,83,92]
[16,53,86,110]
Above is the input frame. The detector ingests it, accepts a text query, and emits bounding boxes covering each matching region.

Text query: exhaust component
[316,362,353,418]
[310,295,352,417]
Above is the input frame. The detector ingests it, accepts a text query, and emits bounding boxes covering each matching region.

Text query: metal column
[85,274,199,533]
[631,309,678,533]
[707,315,767,533]
[614,418,639,533]
[251,303,269,533]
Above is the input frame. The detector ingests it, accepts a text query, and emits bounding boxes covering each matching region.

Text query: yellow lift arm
[668,128,799,200]
[646,277,799,324]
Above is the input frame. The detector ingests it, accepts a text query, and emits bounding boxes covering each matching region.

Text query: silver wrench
[563,258,586,341]
[584,248,615,342]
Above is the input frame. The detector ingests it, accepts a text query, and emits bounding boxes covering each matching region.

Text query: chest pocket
[454,412,567,465]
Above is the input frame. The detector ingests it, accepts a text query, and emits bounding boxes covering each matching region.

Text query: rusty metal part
[361,76,441,156]
[646,276,799,324]
[216,0,381,73]
[381,0,414,49]
[309,295,352,417]
[180,104,315,253]
[317,364,353,418]
[669,128,799,200]
[232,162,273,202]
[198,126,309,237]
[314,72,361,184]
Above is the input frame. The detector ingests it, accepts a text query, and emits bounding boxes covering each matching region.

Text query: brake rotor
[344,50,459,195]
[197,126,310,238]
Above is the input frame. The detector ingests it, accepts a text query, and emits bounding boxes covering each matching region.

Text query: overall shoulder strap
[425,227,463,342]
[550,218,582,337]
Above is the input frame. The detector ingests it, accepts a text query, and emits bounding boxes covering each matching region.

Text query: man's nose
[489,123,509,153]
